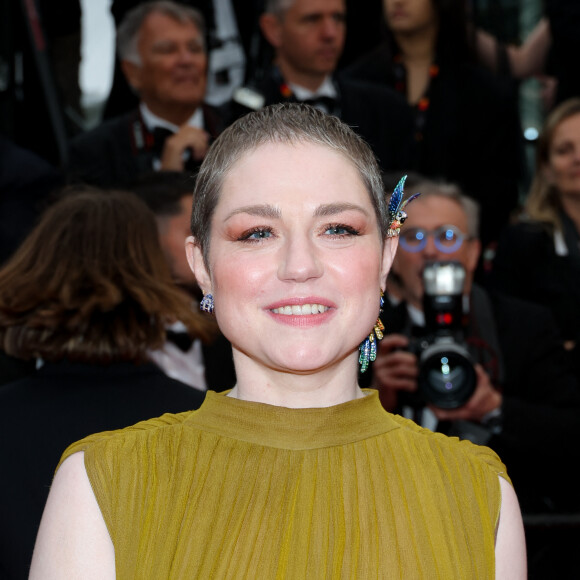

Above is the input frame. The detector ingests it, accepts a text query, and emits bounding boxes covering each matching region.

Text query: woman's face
[188,142,396,374]
[545,113,580,198]
[383,0,437,35]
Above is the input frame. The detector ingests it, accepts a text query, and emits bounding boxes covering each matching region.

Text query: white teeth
[272,304,329,315]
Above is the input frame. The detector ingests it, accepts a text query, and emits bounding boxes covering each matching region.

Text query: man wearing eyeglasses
[369,177,580,519]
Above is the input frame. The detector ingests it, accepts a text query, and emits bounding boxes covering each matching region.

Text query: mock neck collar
[186,389,400,450]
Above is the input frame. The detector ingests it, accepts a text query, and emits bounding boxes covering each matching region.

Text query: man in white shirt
[227,0,414,172]
[68,1,224,187]
[127,171,236,392]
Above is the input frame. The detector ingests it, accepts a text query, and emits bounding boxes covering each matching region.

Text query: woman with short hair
[30,105,526,579]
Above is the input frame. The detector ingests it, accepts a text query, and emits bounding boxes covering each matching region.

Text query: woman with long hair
[492,98,580,374]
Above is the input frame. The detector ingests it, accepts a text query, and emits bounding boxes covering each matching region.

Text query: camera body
[409,261,476,409]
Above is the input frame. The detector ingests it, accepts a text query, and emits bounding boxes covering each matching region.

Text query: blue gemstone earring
[359,291,385,373]
[199,293,214,314]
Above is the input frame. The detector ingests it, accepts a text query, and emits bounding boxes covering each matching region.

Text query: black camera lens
[417,341,476,409]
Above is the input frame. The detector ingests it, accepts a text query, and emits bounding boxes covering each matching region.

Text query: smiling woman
[492,97,580,366]
[30,103,526,579]
[188,141,387,395]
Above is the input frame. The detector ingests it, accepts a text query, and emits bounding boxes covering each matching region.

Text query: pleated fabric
[60,389,508,579]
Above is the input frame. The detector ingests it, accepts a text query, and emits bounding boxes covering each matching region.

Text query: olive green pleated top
[60,389,509,579]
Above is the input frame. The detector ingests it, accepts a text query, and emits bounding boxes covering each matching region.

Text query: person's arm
[160,125,210,170]
[507,17,551,79]
[29,452,115,579]
[476,18,551,78]
[495,476,527,579]
[371,334,418,411]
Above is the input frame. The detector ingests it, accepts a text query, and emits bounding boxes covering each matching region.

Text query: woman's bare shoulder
[29,452,116,579]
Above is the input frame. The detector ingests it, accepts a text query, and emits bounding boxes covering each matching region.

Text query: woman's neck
[393,27,438,105]
[228,349,365,408]
[393,26,437,65]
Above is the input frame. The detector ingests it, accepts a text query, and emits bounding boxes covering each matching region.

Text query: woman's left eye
[323,224,359,236]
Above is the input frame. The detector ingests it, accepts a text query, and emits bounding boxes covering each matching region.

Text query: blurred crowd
[1,0,580,578]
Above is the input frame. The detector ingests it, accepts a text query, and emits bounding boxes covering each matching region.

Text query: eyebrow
[225,202,370,222]
[224,204,281,221]
[313,203,370,218]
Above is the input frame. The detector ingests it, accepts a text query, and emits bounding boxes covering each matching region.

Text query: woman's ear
[380,236,399,289]
[185,236,211,294]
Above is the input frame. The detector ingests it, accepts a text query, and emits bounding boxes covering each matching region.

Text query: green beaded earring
[359,291,385,373]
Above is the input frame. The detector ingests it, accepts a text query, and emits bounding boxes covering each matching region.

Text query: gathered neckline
[185,389,400,450]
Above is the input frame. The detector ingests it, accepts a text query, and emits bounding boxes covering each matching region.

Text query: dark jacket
[0,361,206,580]
[224,67,416,173]
[67,105,224,187]
[491,220,580,379]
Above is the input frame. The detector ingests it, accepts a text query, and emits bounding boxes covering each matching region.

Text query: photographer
[370,178,580,515]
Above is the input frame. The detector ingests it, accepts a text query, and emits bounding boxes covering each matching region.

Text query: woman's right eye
[237,227,274,242]
[554,143,574,155]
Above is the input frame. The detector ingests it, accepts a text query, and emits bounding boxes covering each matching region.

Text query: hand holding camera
[374,336,502,420]
[374,262,502,419]
[430,364,502,422]
[373,334,418,411]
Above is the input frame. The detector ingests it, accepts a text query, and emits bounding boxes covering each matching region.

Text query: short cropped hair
[190,102,389,267]
[0,188,214,363]
[117,0,206,64]
[403,176,481,239]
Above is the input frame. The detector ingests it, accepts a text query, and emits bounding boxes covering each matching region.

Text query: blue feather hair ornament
[387,175,421,237]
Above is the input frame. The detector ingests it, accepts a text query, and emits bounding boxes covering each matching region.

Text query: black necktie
[165,329,194,352]
[151,127,174,158]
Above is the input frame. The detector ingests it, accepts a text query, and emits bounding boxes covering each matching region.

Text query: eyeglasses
[399,225,467,253]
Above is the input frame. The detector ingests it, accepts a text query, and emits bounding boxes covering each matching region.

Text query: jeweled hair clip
[386,175,421,237]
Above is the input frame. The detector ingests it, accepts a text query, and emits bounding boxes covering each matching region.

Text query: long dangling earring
[359,291,385,373]
[199,293,214,314]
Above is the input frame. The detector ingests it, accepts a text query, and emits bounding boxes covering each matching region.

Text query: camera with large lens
[410,261,476,409]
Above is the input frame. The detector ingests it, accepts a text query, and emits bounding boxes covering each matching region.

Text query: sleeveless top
[60,389,509,579]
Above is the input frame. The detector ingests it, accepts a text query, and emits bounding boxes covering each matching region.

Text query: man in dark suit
[369,178,580,517]
[227,0,414,172]
[125,172,236,392]
[68,1,224,187]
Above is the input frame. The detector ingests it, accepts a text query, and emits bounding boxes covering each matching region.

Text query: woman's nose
[277,236,323,283]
